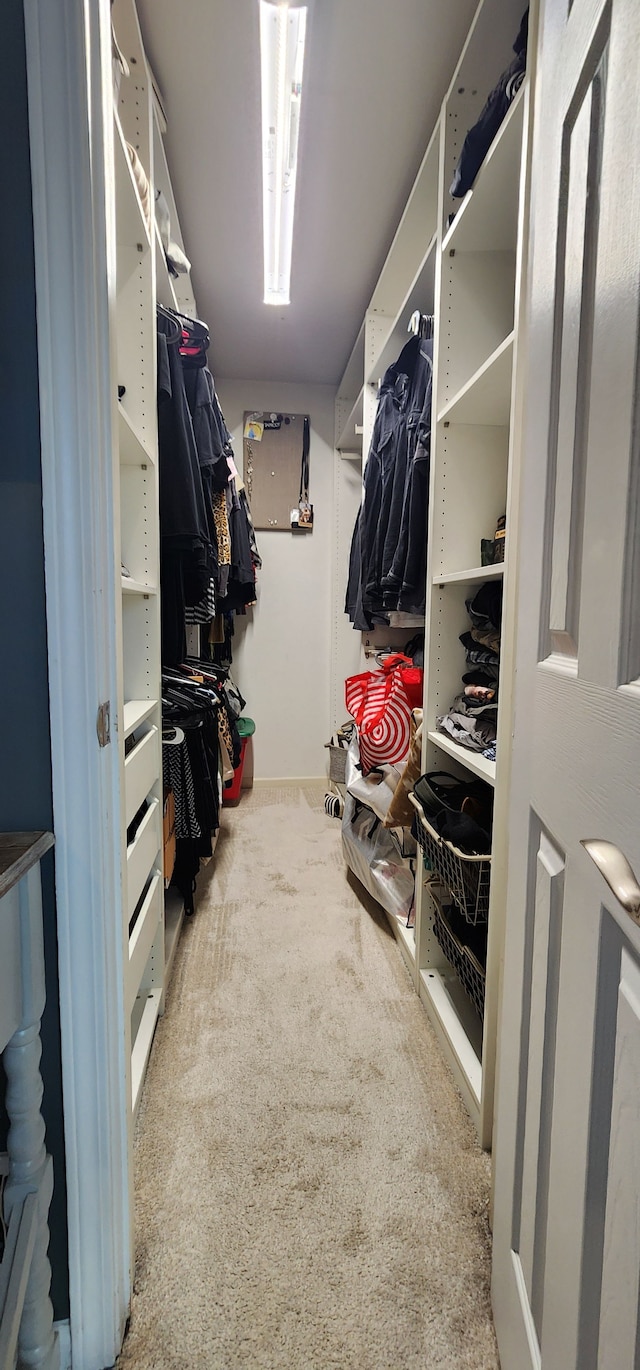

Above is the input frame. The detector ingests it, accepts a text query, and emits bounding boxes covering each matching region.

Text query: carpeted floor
[117,785,499,1370]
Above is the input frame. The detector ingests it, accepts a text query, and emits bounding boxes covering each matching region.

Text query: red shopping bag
[345,654,422,775]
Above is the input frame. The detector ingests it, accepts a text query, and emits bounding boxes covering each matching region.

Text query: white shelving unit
[335,0,533,1147]
[110,0,201,1150]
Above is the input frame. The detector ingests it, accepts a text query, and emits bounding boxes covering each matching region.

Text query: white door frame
[23,1,131,1366]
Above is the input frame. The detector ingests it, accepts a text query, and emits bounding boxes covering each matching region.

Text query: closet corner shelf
[366,229,438,386]
[441,84,525,256]
[164,888,185,988]
[336,386,365,455]
[427,730,496,786]
[437,331,514,426]
[114,110,151,258]
[131,987,162,1119]
[123,699,158,739]
[154,221,179,312]
[433,564,504,587]
[392,914,416,974]
[119,404,154,466]
[121,578,157,596]
[418,968,482,1115]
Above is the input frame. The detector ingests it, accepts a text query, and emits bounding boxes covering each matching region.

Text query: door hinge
[97,701,111,748]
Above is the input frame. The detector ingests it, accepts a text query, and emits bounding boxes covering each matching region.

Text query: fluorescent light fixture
[260,1,307,306]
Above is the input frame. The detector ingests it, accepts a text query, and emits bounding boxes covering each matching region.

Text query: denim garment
[346,334,435,629]
[382,339,433,615]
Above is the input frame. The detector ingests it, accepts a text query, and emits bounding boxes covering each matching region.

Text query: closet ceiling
[137,0,477,385]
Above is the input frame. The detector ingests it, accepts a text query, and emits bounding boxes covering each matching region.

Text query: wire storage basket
[408,791,491,925]
[428,885,486,1019]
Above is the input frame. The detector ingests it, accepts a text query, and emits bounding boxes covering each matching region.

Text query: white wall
[218,379,360,780]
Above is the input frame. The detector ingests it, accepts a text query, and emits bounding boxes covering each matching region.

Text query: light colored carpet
[118,786,498,1370]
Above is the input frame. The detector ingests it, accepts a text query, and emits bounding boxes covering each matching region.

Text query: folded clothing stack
[437,582,501,758]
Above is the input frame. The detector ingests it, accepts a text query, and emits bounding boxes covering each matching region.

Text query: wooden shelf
[164,888,185,988]
[438,332,514,425]
[366,231,438,385]
[336,386,364,454]
[114,110,151,263]
[337,322,365,402]
[154,222,179,312]
[427,730,496,786]
[123,699,158,739]
[131,987,162,1119]
[118,403,154,466]
[392,914,416,974]
[442,85,525,255]
[418,969,482,1124]
[121,577,157,596]
[369,122,440,320]
[433,564,504,586]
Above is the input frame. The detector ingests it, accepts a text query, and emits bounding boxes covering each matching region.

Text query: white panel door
[492,0,640,1366]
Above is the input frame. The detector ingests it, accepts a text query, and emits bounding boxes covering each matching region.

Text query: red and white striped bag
[345,654,422,776]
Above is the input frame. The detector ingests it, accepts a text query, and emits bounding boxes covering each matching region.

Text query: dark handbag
[414,772,472,818]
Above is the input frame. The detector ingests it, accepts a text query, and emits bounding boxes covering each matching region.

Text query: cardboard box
[163,788,176,884]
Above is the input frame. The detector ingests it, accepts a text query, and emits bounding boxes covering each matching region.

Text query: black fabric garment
[157,311,214,662]
[162,675,221,912]
[450,9,528,199]
[157,315,211,550]
[361,367,408,616]
[183,366,231,494]
[162,734,200,840]
[345,508,373,632]
[161,548,187,667]
[218,486,256,613]
[346,334,433,628]
[382,338,433,614]
[466,581,503,655]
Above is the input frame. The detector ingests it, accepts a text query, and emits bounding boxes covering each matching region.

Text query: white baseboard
[250,776,327,788]
[54,1320,71,1369]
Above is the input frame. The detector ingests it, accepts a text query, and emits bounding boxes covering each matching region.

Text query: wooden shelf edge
[164,889,185,989]
[418,969,482,1107]
[336,384,365,453]
[121,578,157,596]
[123,699,158,739]
[365,229,438,386]
[131,988,161,1120]
[441,84,526,255]
[437,331,515,425]
[118,403,155,465]
[433,564,504,586]
[427,730,496,786]
[154,221,179,312]
[113,110,151,253]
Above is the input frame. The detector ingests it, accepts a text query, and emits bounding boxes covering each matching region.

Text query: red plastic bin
[222,738,248,804]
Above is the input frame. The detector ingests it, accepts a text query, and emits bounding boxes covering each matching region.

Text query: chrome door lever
[581,839,640,922]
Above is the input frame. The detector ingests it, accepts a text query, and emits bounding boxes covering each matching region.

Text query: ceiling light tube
[260,1,307,306]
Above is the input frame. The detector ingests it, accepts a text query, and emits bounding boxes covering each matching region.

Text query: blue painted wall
[0,0,69,1321]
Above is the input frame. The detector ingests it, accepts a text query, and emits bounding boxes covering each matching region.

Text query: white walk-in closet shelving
[111,0,199,1133]
[336,0,533,1146]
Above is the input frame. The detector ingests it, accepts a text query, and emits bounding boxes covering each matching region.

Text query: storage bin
[429,885,486,1019]
[127,798,161,920]
[124,726,158,827]
[223,738,248,804]
[163,789,176,884]
[409,791,491,924]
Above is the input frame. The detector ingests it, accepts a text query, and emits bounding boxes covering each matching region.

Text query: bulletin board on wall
[243,411,309,531]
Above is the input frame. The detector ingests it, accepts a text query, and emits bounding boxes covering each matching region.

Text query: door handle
[581,839,640,922]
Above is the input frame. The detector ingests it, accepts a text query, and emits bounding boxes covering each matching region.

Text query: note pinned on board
[244,415,264,441]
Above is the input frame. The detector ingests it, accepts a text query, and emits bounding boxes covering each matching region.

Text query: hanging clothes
[157,309,214,663]
[346,333,433,629]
